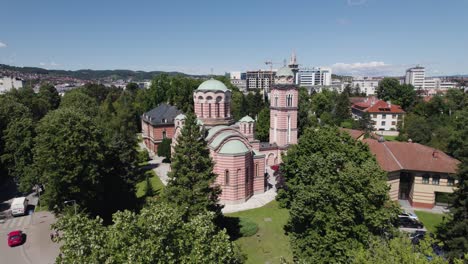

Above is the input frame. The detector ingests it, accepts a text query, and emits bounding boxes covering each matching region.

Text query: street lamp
[63,200,77,215]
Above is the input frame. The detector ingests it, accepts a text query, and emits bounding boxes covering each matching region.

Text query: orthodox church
[145,66,298,204]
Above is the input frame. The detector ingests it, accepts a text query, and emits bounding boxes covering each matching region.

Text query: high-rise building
[246,70,275,92]
[230,71,247,91]
[351,77,383,96]
[405,66,425,90]
[296,67,332,87]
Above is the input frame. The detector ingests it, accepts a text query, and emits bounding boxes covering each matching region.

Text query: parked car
[398,216,424,229]
[7,230,24,247]
[398,210,419,221]
[10,197,29,216]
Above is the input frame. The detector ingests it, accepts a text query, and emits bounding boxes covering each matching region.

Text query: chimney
[387,100,391,108]
[432,150,439,159]
[408,139,413,143]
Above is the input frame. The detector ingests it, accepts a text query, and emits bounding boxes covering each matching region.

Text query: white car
[398,211,419,221]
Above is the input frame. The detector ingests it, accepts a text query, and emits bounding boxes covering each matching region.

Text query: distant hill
[0,64,209,81]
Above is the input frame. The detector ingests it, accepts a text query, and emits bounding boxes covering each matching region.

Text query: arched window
[225,170,230,185]
[200,103,204,117]
[255,163,259,177]
[162,130,167,139]
[208,104,212,117]
[275,96,278,107]
[248,123,251,134]
[216,103,220,117]
[286,94,293,107]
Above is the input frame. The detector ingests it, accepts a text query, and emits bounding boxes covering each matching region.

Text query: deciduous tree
[53,202,243,263]
[277,127,399,263]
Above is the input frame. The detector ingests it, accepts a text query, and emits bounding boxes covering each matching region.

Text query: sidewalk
[399,200,449,214]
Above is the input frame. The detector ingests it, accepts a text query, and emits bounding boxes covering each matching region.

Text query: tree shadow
[217,216,242,240]
[0,178,22,203]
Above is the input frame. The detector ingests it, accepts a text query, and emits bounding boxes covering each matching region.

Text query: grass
[135,170,164,198]
[414,211,446,233]
[226,200,292,264]
[383,135,399,141]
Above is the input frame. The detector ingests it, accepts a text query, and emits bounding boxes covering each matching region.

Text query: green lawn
[383,135,398,141]
[135,170,165,198]
[226,200,292,264]
[414,211,446,233]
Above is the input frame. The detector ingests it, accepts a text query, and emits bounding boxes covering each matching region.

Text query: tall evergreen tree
[162,111,221,221]
[334,90,351,125]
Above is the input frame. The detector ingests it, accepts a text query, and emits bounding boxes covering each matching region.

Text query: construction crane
[264,60,285,98]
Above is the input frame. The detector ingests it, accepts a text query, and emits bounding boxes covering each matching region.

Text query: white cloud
[0,41,7,48]
[39,62,46,66]
[331,61,406,76]
[347,0,367,6]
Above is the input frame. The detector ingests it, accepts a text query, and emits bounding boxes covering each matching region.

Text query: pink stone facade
[193,90,233,126]
[168,76,298,204]
[142,121,176,154]
[269,88,299,146]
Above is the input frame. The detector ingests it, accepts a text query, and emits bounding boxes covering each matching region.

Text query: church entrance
[267,153,275,166]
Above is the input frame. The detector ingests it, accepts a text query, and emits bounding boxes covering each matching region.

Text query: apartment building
[351,98,405,131]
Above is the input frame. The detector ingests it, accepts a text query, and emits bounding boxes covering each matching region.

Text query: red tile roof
[352,99,405,114]
[339,128,365,140]
[364,139,460,174]
[366,100,405,113]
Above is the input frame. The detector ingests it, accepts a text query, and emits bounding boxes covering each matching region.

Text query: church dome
[276,67,294,77]
[197,78,229,92]
[219,139,250,154]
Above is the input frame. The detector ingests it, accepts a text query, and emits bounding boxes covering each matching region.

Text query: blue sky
[1,0,467,76]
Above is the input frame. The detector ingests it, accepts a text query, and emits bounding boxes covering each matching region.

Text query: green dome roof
[239,115,255,123]
[219,140,250,154]
[197,79,229,91]
[276,67,294,77]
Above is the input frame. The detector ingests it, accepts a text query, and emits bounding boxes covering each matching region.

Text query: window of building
[447,177,454,186]
[248,123,251,134]
[162,130,167,139]
[255,163,259,177]
[208,104,212,118]
[201,103,204,117]
[392,121,396,125]
[382,114,386,119]
[422,175,430,184]
[392,114,397,119]
[373,114,377,118]
[381,121,386,126]
[225,170,229,185]
[275,96,278,107]
[216,103,220,117]
[432,175,440,185]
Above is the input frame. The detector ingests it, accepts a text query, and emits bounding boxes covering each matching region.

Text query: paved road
[0,212,59,264]
[0,190,59,264]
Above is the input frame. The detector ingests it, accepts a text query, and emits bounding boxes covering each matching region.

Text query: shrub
[239,218,258,237]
